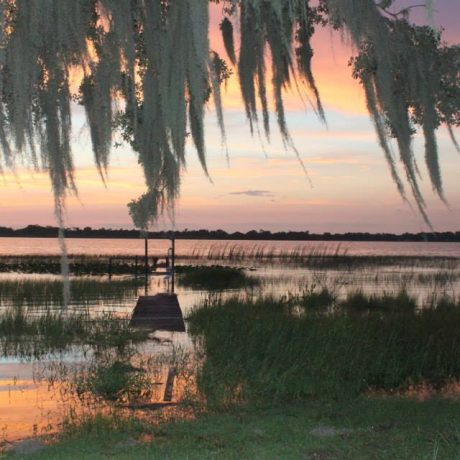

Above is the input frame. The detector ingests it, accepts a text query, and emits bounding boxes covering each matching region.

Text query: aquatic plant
[297,284,336,310]
[175,265,259,291]
[0,276,141,308]
[0,308,149,358]
[0,254,173,276]
[75,359,155,404]
[338,289,417,313]
[188,294,460,402]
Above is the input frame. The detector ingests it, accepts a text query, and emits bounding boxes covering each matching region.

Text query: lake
[0,237,460,257]
[1,237,460,447]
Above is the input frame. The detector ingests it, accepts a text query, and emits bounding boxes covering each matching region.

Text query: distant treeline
[1,225,460,242]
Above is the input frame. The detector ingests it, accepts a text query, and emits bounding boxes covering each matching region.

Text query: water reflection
[0,331,193,444]
[130,294,186,332]
[0,254,459,446]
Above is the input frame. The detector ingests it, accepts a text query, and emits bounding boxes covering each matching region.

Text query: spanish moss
[0,0,457,237]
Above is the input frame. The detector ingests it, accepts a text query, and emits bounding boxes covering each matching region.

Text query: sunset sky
[1,1,459,233]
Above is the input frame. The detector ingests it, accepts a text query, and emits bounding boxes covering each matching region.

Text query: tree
[0,0,458,230]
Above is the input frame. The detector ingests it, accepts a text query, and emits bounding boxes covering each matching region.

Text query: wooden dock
[108,255,171,277]
[130,294,185,332]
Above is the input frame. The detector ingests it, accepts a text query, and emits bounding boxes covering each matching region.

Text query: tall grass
[187,243,348,265]
[0,277,141,309]
[187,294,460,403]
[0,255,156,275]
[296,284,336,310]
[0,307,149,358]
[338,289,417,313]
[175,265,259,291]
[75,359,156,404]
[186,244,460,270]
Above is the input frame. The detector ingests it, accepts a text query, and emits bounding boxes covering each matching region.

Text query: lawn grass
[5,398,460,459]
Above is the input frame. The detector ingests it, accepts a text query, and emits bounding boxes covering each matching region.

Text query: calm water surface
[0,237,459,257]
[1,238,460,446]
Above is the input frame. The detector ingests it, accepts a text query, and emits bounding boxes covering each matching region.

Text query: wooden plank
[130,294,186,332]
[163,367,177,402]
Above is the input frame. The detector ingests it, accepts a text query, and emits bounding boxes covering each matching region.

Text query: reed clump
[301,255,460,271]
[187,293,460,403]
[0,277,142,309]
[75,359,154,404]
[297,285,336,310]
[176,265,259,291]
[0,308,149,358]
[338,289,417,313]
[0,255,149,275]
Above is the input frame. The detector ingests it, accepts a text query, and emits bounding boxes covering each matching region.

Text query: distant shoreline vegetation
[0,225,459,242]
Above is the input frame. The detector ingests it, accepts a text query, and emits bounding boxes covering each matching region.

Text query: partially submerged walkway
[130,293,185,332]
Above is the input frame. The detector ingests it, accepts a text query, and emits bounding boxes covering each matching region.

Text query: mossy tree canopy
[0,0,457,229]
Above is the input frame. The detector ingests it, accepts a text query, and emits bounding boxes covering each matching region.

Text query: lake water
[1,238,460,447]
[0,237,459,257]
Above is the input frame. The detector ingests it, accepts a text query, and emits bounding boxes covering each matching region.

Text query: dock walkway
[130,293,185,332]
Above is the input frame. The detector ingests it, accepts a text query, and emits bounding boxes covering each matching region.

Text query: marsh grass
[75,360,155,404]
[300,255,460,271]
[296,284,337,310]
[0,307,87,338]
[186,244,349,267]
[0,308,149,358]
[338,289,417,313]
[0,255,108,275]
[0,255,154,275]
[0,277,142,309]
[417,270,460,286]
[63,344,195,414]
[1,252,459,282]
[175,265,259,291]
[187,245,460,270]
[187,294,460,403]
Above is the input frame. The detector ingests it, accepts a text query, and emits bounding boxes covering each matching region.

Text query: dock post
[144,234,149,275]
[171,235,175,293]
[108,257,112,278]
[163,367,177,402]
